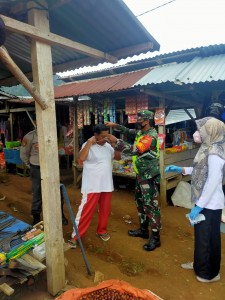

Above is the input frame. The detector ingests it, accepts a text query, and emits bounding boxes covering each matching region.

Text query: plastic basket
[3,149,23,165]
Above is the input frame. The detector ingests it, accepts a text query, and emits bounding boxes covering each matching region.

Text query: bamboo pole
[0,46,47,110]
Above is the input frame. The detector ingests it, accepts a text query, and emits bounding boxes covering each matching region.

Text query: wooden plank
[0,107,35,113]
[0,283,14,296]
[1,15,117,63]
[27,2,65,296]
[164,148,198,164]
[20,254,46,273]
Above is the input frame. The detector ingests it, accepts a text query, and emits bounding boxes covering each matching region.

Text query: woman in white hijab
[165,117,225,283]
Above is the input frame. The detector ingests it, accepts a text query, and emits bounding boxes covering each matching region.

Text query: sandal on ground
[96,232,110,242]
[68,239,77,249]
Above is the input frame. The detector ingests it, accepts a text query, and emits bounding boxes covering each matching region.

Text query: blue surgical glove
[164,165,183,173]
[189,205,203,220]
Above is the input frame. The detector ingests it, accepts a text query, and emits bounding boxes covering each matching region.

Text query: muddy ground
[0,168,225,300]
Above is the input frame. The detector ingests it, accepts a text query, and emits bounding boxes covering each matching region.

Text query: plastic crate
[5,141,21,149]
[3,149,23,165]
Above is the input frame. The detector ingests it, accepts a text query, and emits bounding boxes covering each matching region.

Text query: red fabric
[74,192,111,239]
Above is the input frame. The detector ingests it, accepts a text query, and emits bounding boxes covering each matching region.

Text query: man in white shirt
[70,124,118,246]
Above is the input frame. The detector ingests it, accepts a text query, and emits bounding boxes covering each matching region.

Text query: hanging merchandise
[103,98,109,123]
[158,133,166,150]
[137,94,149,112]
[83,100,91,126]
[109,99,116,123]
[125,96,137,115]
[154,108,165,125]
[92,100,98,125]
[128,114,137,124]
[97,99,104,124]
[77,102,84,129]
[69,106,74,127]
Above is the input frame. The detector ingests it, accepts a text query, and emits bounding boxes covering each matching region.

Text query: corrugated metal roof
[0,0,160,85]
[61,43,225,82]
[54,69,151,98]
[134,54,225,86]
[166,109,196,125]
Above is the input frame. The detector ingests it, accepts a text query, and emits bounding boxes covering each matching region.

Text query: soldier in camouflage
[106,110,161,251]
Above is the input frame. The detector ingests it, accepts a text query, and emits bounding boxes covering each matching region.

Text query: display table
[160,147,199,204]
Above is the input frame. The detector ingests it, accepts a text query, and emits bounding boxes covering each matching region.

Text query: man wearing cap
[106,110,161,251]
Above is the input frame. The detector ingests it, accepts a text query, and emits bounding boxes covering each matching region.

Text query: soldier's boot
[128,227,149,239]
[32,213,41,226]
[128,220,149,239]
[61,189,68,226]
[143,230,161,251]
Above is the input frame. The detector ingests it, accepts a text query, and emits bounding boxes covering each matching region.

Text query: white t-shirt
[81,142,114,195]
[184,154,225,209]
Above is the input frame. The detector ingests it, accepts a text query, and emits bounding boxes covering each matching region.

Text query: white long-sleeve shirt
[183,154,225,209]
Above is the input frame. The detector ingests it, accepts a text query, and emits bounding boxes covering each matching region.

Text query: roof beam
[0,15,118,63]
[141,88,198,106]
[111,42,154,59]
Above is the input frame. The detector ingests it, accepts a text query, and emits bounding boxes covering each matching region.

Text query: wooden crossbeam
[0,15,117,63]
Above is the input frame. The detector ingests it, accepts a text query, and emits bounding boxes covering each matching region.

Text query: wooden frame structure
[0,0,160,296]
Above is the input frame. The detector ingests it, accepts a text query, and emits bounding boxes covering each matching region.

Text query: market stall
[71,93,200,205]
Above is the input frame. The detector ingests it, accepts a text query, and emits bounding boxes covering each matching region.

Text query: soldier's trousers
[135,175,161,231]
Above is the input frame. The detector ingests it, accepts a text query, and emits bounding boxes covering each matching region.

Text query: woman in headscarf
[165,117,225,283]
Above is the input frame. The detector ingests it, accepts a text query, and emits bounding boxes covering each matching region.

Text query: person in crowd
[20,113,68,226]
[106,110,161,251]
[165,117,225,283]
[69,124,119,247]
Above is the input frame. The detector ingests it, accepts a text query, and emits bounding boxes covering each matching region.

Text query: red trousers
[73,192,112,240]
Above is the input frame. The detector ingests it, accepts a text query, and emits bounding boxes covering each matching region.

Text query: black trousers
[30,164,65,216]
[30,165,42,215]
[194,208,222,280]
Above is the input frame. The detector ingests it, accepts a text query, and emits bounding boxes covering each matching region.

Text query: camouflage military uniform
[115,125,161,231]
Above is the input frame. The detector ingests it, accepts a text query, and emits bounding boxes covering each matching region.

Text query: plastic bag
[56,279,163,300]
[171,181,194,209]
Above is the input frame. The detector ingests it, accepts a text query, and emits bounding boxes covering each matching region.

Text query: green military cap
[137,110,154,120]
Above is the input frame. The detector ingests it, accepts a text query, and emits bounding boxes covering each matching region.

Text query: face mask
[135,122,146,130]
[193,131,202,143]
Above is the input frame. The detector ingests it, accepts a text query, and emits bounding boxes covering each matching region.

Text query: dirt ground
[0,169,225,300]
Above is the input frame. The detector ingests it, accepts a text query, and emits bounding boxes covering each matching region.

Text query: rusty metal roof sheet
[54,68,151,98]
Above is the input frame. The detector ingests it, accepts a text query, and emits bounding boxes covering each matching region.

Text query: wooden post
[9,112,13,141]
[158,98,167,206]
[28,1,65,295]
[73,97,81,187]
